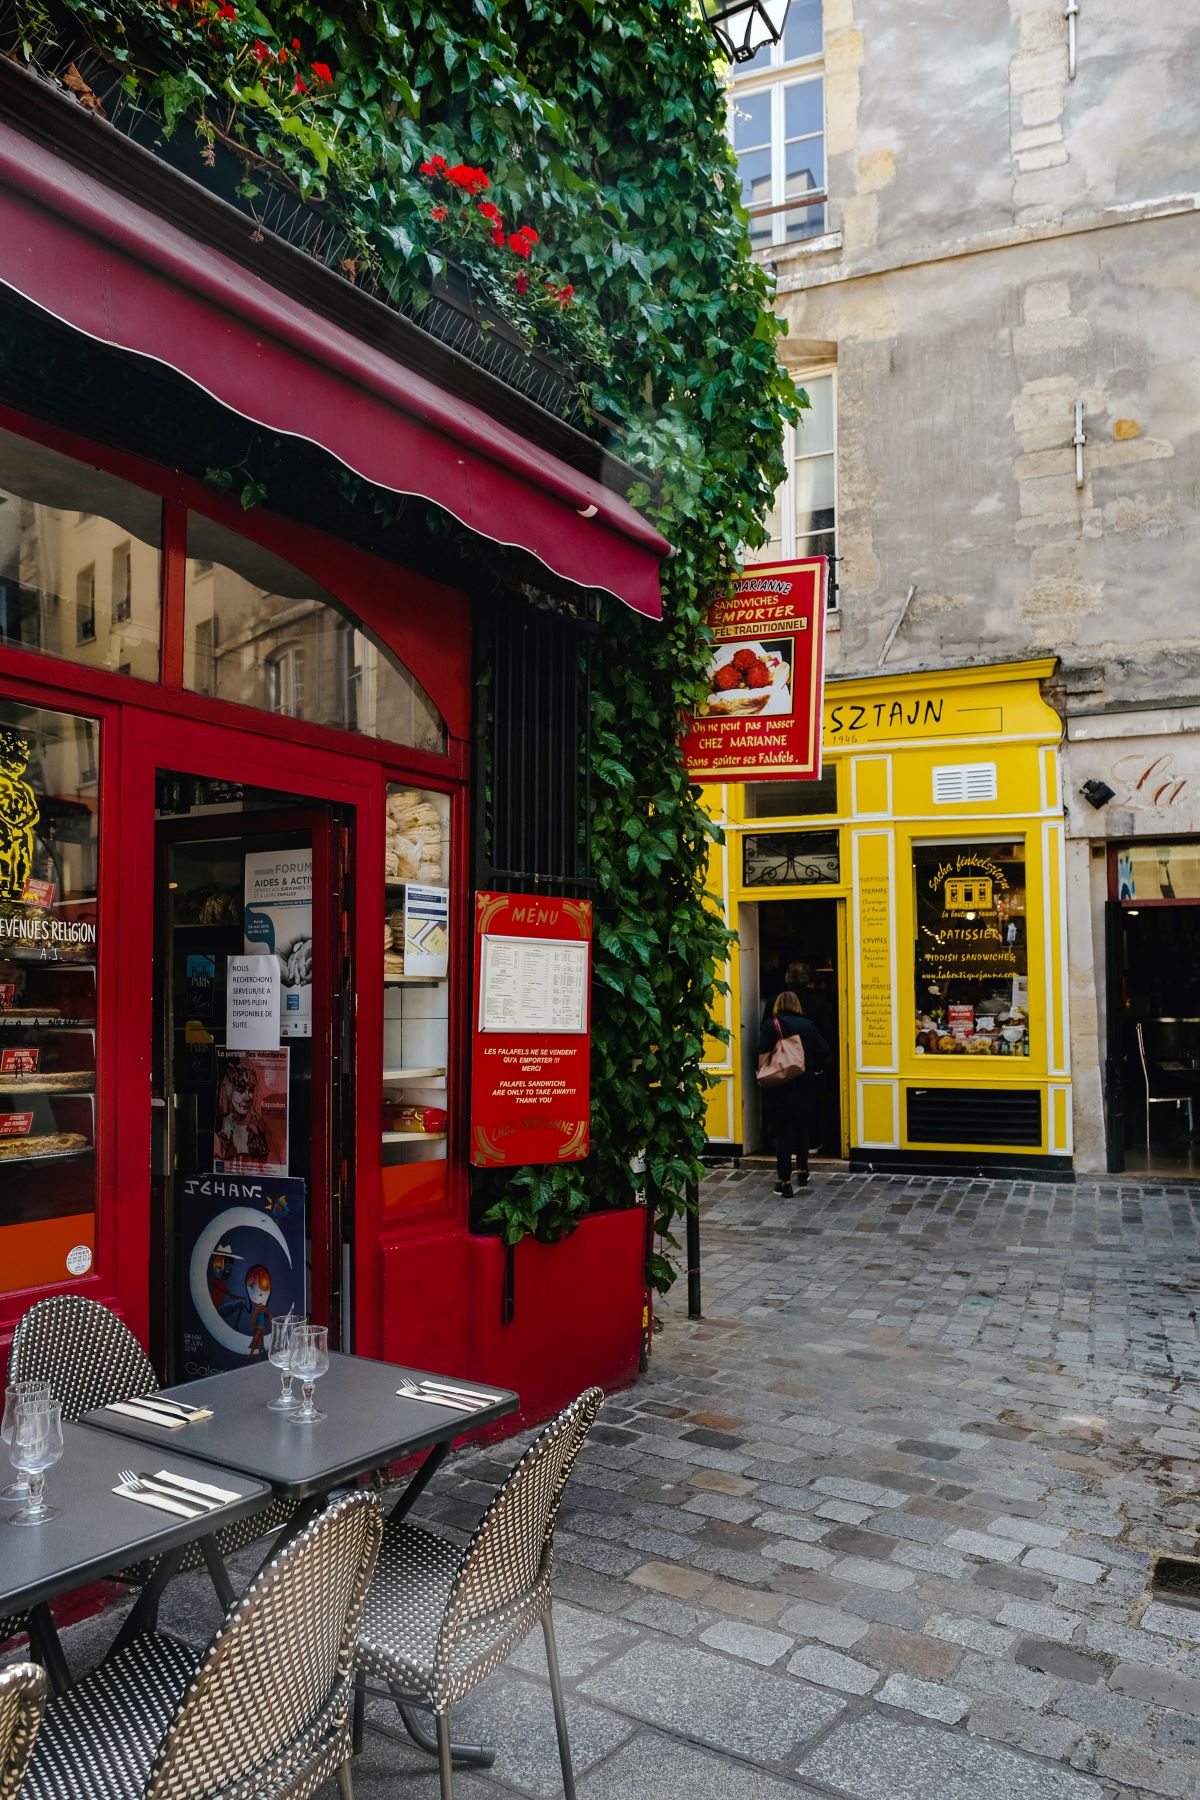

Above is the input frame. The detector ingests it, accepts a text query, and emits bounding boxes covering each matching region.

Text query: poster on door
[243,849,313,1038]
[176,1172,306,1377]
[213,1047,289,1175]
[681,559,826,784]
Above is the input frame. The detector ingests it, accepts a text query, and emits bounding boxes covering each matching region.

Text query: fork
[117,1469,208,1514]
[395,1376,480,1412]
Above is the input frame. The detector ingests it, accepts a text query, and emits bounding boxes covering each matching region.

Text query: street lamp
[701,0,790,62]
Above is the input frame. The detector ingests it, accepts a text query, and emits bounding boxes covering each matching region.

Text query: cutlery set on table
[103,1393,213,1430]
[396,1377,495,1415]
[112,1467,245,1519]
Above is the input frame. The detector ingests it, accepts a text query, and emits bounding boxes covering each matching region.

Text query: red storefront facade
[0,64,668,1427]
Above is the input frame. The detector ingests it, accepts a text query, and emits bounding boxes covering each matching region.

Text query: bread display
[0,1132,89,1161]
[385,790,445,885]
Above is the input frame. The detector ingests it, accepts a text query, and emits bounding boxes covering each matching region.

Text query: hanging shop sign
[176,1171,306,1377]
[682,558,826,784]
[243,848,313,1038]
[470,891,591,1166]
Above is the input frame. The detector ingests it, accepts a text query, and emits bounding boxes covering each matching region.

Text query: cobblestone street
[51,1167,1200,1796]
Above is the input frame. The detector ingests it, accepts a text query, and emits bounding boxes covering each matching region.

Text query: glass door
[151,788,349,1379]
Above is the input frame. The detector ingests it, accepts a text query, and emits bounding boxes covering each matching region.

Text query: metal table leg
[109,1545,186,1655]
[28,1602,71,1695]
[387,1442,449,1522]
[199,1534,237,1612]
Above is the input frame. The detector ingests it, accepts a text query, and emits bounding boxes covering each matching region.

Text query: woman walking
[757,990,829,1196]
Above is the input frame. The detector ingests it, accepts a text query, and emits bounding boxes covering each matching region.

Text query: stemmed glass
[267,1312,308,1412]
[288,1325,329,1425]
[8,1396,63,1525]
[1,1380,51,1500]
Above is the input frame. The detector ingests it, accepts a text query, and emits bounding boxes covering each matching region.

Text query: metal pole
[686,1179,702,1318]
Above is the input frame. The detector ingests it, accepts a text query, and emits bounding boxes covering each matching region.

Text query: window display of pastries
[385,789,445,884]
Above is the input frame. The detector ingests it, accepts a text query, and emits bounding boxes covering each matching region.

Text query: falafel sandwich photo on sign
[682,559,827,784]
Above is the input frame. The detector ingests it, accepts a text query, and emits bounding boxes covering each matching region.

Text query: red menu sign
[682,558,826,783]
[470,891,591,1167]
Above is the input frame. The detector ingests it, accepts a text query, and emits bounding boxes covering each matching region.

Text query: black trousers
[767,1079,813,1184]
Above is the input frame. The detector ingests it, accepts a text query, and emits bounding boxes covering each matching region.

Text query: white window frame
[728,40,826,249]
[762,367,838,605]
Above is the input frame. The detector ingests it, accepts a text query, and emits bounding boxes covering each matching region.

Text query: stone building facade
[722,0,1200,1175]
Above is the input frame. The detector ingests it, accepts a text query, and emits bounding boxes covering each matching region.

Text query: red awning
[0,122,668,618]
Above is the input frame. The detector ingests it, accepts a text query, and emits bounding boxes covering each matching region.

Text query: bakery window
[913,839,1029,1059]
[0,699,100,1296]
[183,515,445,751]
[0,425,161,681]
[382,786,450,1192]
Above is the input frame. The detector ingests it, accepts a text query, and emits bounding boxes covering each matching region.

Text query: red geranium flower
[311,61,333,84]
[515,224,539,245]
[291,36,301,48]
[489,226,506,248]
[508,233,532,259]
[446,163,489,195]
[216,0,235,16]
[477,201,502,225]
[277,44,288,60]
[253,39,269,60]
[431,204,448,222]
[516,274,528,295]
[292,73,308,93]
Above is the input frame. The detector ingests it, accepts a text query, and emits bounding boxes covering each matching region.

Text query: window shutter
[932,762,997,805]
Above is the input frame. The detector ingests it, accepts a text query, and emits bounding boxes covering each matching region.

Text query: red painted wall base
[379,1207,646,1431]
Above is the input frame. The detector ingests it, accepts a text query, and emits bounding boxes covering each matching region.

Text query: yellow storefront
[702,659,1072,1175]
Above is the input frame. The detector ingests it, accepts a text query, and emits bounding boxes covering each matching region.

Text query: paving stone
[1022,1547,1104,1585]
[966,1697,1083,1762]
[972,1563,1054,1600]
[701,1580,789,1624]
[443,1672,635,1796]
[683,1491,761,1523]
[863,1626,959,1679]
[801,1715,1102,1799]
[824,1526,899,1559]
[987,1516,1069,1549]
[573,1730,823,1800]
[699,1620,793,1666]
[1086,1621,1180,1667]
[749,1509,829,1542]
[995,1600,1079,1643]
[627,1561,713,1600]
[816,1499,875,1525]
[814,1477,910,1509]
[1016,1640,1108,1683]
[840,1589,928,1629]
[579,1638,844,1762]
[1156,1711,1200,1754]
[1143,1601,1200,1643]
[768,1593,860,1644]
[946,1528,1024,1564]
[1111,1662,1200,1713]
[509,1605,637,1680]
[927,1614,1017,1656]
[1053,1681,1148,1735]
[877,1673,970,1722]
[687,1471,757,1497]
[621,1593,708,1637]
[761,1540,836,1572]
[832,1557,915,1591]
[789,1644,878,1694]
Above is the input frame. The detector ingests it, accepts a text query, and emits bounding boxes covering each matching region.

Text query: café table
[80,1353,518,1529]
[0,1420,271,1693]
[81,1352,519,1771]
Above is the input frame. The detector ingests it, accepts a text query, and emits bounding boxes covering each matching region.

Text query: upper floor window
[729,0,825,248]
[762,370,837,603]
[265,644,306,719]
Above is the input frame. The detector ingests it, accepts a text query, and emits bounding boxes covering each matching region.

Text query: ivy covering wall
[12,0,800,1285]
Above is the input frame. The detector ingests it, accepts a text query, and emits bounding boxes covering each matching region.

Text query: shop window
[1117,841,1200,902]
[382,784,451,1203]
[0,700,100,1298]
[0,425,161,680]
[183,515,445,752]
[760,372,837,602]
[744,828,839,887]
[913,840,1029,1059]
[745,772,839,818]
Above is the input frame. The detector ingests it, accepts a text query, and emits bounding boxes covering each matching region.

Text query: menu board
[470,892,592,1166]
[478,936,589,1035]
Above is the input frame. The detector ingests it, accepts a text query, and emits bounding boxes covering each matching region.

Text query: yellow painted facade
[702,659,1071,1172]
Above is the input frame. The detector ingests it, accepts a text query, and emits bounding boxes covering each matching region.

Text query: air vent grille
[907,1086,1041,1146]
[933,762,997,804]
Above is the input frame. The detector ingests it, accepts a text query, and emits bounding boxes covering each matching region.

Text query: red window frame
[0,405,474,1358]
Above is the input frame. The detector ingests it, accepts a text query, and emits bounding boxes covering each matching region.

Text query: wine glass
[288,1325,329,1424]
[267,1312,307,1412]
[8,1397,63,1525]
[1,1380,51,1500]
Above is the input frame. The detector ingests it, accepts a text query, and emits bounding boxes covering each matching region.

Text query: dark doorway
[1108,900,1200,1177]
[757,897,843,1156]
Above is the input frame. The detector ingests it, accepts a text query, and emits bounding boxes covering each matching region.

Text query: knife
[114,1483,206,1520]
[127,1395,211,1424]
[151,1468,242,1505]
[137,1471,221,1511]
[144,1395,213,1420]
[418,1380,497,1407]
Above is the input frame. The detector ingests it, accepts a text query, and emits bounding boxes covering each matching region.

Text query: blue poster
[176,1172,306,1379]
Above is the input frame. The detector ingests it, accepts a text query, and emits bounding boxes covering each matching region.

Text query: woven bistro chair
[355,1386,603,1800]
[20,1487,382,1800]
[0,1662,46,1798]
[8,1295,297,1615]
